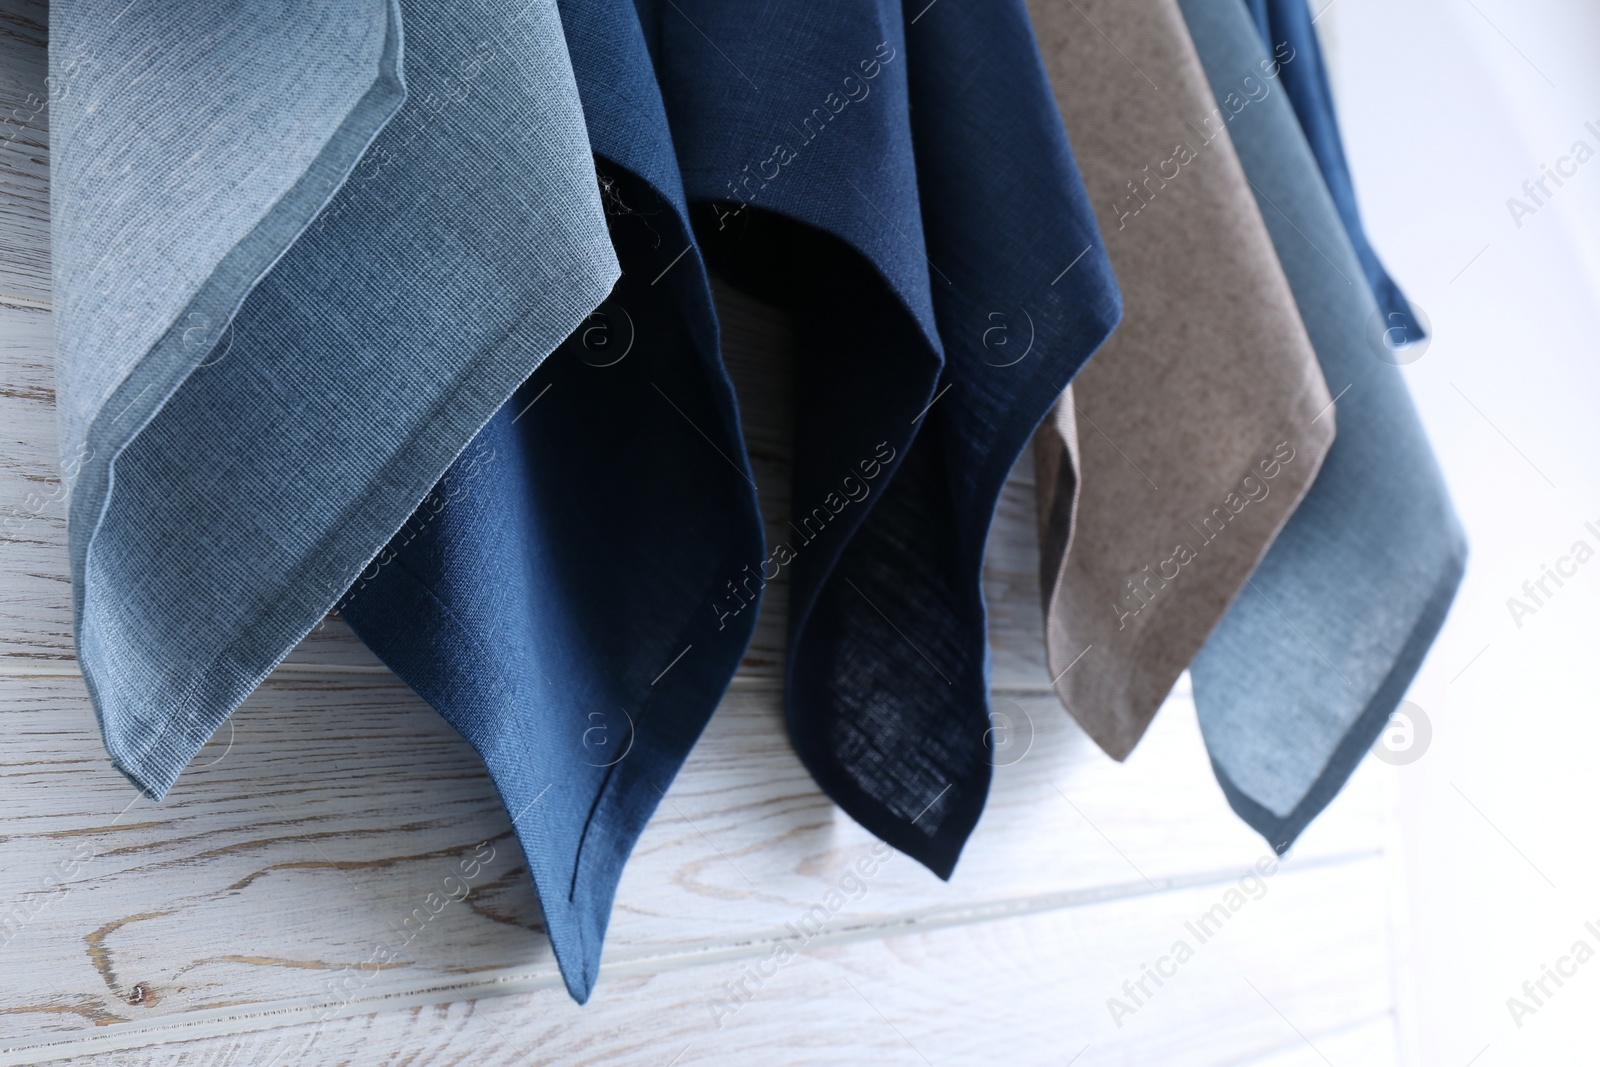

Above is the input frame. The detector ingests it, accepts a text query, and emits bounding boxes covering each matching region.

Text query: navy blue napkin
[1243,0,1425,338]
[341,0,765,1004]
[643,0,1120,876]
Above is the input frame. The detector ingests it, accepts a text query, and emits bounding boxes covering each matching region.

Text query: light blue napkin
[51,0,618,796]
[1178,0,1466,851]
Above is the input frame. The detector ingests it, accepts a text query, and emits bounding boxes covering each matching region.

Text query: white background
[1325,0,1600,1062]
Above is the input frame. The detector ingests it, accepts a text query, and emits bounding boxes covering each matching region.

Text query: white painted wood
[13,859,1394,1066]
[1234,1015,1399,1067]
[0,4,1402,1064]
[0,670,1386,1047]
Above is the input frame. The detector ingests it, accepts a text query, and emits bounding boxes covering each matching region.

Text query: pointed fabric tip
[53,0,617,801]
[650,0,1119,890]
[341,0,764,1005]
[1180,0,1466,848]
[1026,0,1335,771]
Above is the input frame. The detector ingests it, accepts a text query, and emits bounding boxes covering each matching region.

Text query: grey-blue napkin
[51,0,618,796]
[1178,0,1466,851]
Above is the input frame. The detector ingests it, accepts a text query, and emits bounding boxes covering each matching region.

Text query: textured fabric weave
[51,0,617,796]
[1028,0,1335,760]
[642,0,1121,878]
[340,0,765,1004]
[1179,0,1466,851]
[345,0,1118,1002]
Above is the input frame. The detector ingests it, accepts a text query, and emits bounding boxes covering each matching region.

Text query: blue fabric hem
[74,0,410,798]
[1214,538,1466,853]
[342,500,761,1003]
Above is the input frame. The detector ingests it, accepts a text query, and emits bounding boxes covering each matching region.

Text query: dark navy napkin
[642,0,1120,876]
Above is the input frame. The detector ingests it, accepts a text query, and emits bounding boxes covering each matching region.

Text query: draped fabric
[50,0,617,797]
[644,0,1121,878]
[1243,0,1425,339]
[339,0,765,1005]
[47,0,1466,1012]
[1027,0,1335,760]
[347,1,1119,1002]
[1178,0,1466,852]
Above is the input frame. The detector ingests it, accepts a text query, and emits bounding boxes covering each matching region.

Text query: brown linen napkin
[1028,0,1336,759]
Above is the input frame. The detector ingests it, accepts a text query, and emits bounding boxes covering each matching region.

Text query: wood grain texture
[0,5,1401,1064]
[15,859,1396,1066]
[0,667,1388,1051]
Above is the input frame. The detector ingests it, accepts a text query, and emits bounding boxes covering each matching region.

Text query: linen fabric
[639,0,1120,879]
[1027,0,1335,760]
[1243,0,1425,338]
[339,0,765,1005]
[1178,0,1467,850]
[51,0,617,797]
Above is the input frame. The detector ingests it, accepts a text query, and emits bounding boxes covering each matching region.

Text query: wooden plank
[10,858,1394,1065]
[0,665,1385,1048]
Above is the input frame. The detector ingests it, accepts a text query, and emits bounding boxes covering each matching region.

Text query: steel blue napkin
[1179,0,1466,851]
[51,0,617,796]
[339,0,766,1004]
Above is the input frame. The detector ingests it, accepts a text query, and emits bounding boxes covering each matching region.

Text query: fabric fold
[1178,0,1466,852]
[1243,0,1424,339]
[1026,0,1335,761]
[52,0,618,798]
[339,0,766,1004]
[642,0,1120,878]
[1032,384,1081,611]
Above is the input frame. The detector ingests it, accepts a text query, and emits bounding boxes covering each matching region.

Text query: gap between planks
[0,658,1094,697]
[0,292,49,311]
[0,850,1379,1067]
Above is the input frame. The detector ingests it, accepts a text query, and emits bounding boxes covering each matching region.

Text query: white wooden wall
[0,4,1404,1063]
